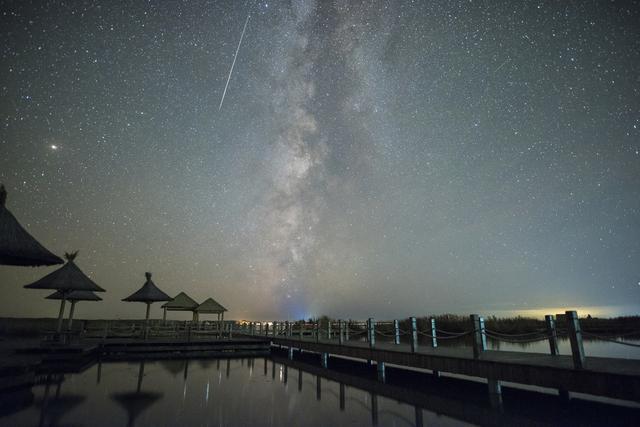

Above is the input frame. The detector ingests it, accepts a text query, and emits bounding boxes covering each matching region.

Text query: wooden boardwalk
[243,333,640,403]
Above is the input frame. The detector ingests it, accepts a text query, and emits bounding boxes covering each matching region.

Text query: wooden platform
[255,334,640,403]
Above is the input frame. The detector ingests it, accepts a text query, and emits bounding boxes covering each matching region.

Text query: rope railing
[435,329,471,336]
[484,332,554,344]
[484,329,547,338]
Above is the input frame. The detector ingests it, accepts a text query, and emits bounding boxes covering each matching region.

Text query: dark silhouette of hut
[122,272,171,338]
[24,251,105,334]
[0,184,63,266]
[161,292,199,322]
[194,297,227,323]
[46,290,102,330]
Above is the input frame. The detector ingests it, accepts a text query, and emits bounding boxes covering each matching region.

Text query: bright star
[50,144,58,150]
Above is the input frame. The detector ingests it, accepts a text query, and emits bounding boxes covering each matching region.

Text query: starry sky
[1,0,639,321]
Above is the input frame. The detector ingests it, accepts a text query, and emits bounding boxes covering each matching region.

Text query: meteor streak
[219,15,250,111]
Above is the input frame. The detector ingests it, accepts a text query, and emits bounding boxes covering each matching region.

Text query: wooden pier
[239,311,640,404]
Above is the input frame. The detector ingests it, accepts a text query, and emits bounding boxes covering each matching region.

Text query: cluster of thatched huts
[0,184,227,335]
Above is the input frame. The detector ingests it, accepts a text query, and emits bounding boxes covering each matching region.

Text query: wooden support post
[288,346,294,360]
[566,310,585,369]
[345,321,350,341]
[410,317,418,353]
[488,378,503,408]
[471,314,487,359]
[273,321,278,337]
[338,320,344,345]
[327,321,332,340]
[321,352,328,368]
[265,323,269,337]
[367,318,375,349]
[315,321,320,343]
[415,407,423,427]
[545,315,559,355]
[287,321,292,337]
[393,320,400,345]
[299,322,303,341]
[228,322,233,339]
[430,318,438,348]
[377,361,385,383]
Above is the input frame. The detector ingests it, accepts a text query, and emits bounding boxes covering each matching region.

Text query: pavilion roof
[194,297,227,313]
[46,289,102,302]
[161,292,199,311]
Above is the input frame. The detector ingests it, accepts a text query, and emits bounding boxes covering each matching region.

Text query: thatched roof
[161,292,199,311]
[123,272,171,303]
[0,184,63,266]
[24,252,105,293]
[195,297,227,314]
[46,290,102,302]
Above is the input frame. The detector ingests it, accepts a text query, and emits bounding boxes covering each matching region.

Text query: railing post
[287,321,292,337]
[345,321,350,341]
[321,352,328,368]
[367,318,375,349]
[545,315,559,355]
[393,320,400,345]
[299,322,303,341]
[327,321,332,340]
[228,322,233,339]
[265,323,269,337]
[315,321,320,343]
[338,320,344,345]
[430,318,438,348]
[410,317,418,353]
[273,321,278,337]
[471,314,487,359]
[566,310,585,369]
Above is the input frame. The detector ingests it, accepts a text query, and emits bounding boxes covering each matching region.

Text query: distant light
[50,144,58,150]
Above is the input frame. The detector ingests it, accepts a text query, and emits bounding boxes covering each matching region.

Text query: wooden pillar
[471,314,487,359]
[488,378,503,408]
[410,317,418,353]
[566,310,585,369]
[321,352,328,368]
[415,407,423,427]
[430,318,438,348]
[367,318,375,348]
[67,301,77,331]
[315,321,320,343]
[393,320,400,345]
[265,323,269,337]
[338,320,344,345]
[287,321,292,337]
[545,315,559,355]
[144,302,151,340]
[327,321,332,340]
[288,346,294,360]
[299,322,303,341]
[56,297,67,335]
[345,321,350,341]
[370,393,378,426]
[163,307,167,322]
[377,361,385,383]
[273,321,278,337]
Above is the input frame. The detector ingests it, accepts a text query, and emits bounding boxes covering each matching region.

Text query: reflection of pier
[271,351,640,427]
[240,312,640,404]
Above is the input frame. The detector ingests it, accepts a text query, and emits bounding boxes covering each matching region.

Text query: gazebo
[122,272,171,338]
[0,184,63,266]
[194,297,227,323]
[46,290,102,330]
[24,251,105,334]
[161,292,199,322]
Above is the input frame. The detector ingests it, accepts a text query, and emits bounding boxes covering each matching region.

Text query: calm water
[1,339,639,427]
[1,358,468,427]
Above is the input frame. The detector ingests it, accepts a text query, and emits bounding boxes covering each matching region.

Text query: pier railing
[238,311,640,369]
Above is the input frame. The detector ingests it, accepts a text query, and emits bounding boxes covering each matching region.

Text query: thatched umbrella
[122,272,171,338]
[0,184,63,266]
[161,292,199,322]
[46,290,102,330]
[24,251,105,334]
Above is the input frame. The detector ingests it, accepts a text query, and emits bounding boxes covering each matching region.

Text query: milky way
[1,0,639,320]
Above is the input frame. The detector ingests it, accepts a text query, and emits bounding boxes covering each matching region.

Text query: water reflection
[2,353,639,427]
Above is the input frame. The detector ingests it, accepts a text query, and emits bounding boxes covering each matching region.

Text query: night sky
[1,0,639,321]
